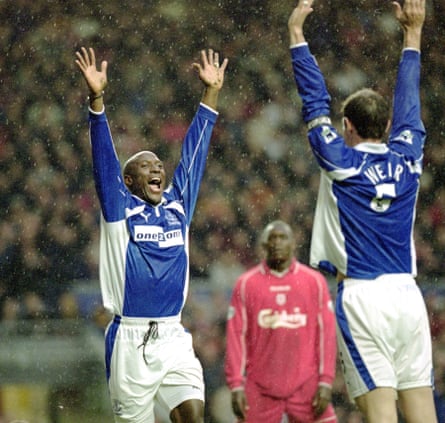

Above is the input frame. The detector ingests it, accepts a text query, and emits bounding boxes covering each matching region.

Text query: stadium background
[1,1,445,422]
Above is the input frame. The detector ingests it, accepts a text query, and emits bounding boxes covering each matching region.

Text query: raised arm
[192,49,228,111]
[288,0,331,124]
[75,47,124,221]
[390,0,426,154]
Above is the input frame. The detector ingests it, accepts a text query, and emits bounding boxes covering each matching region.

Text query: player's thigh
[286,404,337,423]
[285,377,334,423]
[107,323,160,423]
[355,387,398,423]
[245,381,285,423]
[336,276,427,399]
[398,386,438,423]
[396,287,433,391]
[336,287,396,399]
[156,332,205,414]
[169,398,204,423]
[286,382,337,423]
[157,384,204,415]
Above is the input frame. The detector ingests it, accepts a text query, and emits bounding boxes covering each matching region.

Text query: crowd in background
[2,1,445,422]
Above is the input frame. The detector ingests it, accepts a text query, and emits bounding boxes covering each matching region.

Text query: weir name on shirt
[364,162,404,185]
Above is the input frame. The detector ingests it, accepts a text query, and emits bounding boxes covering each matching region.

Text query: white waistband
[116,315,181,326]
[343,273,415,287]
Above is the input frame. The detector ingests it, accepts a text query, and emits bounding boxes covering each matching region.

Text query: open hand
[75,47,108,97]
[192,49,228,91]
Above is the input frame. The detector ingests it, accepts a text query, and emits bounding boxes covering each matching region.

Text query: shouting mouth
[148,177,162,193]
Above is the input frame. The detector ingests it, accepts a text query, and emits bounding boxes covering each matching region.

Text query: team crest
[275,293,287,306]
[165,209,181,226]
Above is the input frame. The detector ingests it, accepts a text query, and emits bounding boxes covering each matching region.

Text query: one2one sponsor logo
[134,225,184,247]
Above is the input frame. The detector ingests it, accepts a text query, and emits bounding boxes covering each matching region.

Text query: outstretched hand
[288,0,314,45]
[192,49,228,91]
[75,47,108,98]
[392,0,425,50]
[392,0,425,30]
[193,49,228,110]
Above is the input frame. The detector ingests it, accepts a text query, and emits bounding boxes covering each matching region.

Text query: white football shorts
[105,315,204,423]
[335,274,434,401]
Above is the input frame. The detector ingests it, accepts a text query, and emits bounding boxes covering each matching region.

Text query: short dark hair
[341,88,389,139]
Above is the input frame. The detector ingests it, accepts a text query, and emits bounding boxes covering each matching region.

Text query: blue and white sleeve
[89,110,128,222]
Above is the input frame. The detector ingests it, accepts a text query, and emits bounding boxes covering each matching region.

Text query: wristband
[307,116,331,130]
[88,91,104,101]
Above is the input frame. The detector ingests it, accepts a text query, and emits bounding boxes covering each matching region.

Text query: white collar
[353,142,389,154]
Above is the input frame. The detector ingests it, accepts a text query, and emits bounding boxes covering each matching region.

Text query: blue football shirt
[291,45,425,279]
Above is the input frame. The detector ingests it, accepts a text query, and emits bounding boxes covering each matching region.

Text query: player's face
[125,151,166,205]
[263,224,294,271]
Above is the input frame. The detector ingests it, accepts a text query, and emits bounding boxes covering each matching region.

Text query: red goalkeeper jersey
[224,259,336,398]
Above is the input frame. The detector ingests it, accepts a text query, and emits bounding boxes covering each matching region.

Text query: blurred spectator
[57,291,80,320]
[22,292,46,320]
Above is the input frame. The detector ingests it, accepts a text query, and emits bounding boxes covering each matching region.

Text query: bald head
[261,220,296,272]
[261,220,294,245]
[123,150,159,176]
